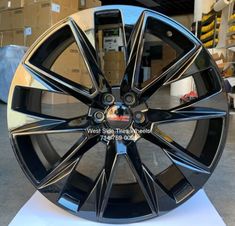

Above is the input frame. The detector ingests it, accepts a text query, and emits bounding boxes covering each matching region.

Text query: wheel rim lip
[7,5,229,223]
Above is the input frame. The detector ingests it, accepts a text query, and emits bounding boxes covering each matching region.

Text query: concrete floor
[0,100,235,226]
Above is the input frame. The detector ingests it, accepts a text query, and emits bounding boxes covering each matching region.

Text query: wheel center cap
[106,105,132,129]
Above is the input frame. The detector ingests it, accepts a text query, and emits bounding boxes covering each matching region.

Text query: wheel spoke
[11,115,89,136]
[120,10,201,103]
[143,128,210,175]
[9,85,91,135]
[58,168,105,214]
[98,140,120,217]
[38,134,100,189]
[142,165,177,211]
[139,46,201,102]
[120,12,147,94]
[147,90,227,124]
[71,21,111,93]
[147,107,225,124]
[167,48,218,84]
[25,64,101,107]
[126,141,158,213]
[171,91,227,113]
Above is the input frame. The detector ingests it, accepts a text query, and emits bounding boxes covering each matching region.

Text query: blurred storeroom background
[2,0,234,106]
[0,0,196,106]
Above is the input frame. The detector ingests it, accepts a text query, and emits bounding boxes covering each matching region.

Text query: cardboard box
[86,0,101,8]
[163,44,176,63]
[24,3,38,27]
[104,70,122,85]
[0,26,47,47]
[25,26,48,46]
[0,0,9,11]
[24,0,40,5]
[0,10,12,30]
[51,43,92,88]
[39,2,61,26]
[9,0,24,9]
[44,44,92,104]
[12,8,24,29]
[104,51,125,62]
[0,0,24,11]
[150,44,177,78]
[54,0,78,9]
[103,51,125,85]
[78,0,86,9]
[78,0,101,9]
[42,92,69,105]
[24,1,77,28]
[0,29,24,46]
[0,30,13,46]
[151,60,164,78]
[104,61,125,71]
[25,0,78,9]
[0,9,24,31]
[13,28,24,45]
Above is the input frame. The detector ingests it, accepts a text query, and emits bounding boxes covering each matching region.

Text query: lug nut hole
[124,93,136,106]
[103,94,115,105]
[133,111,145,124]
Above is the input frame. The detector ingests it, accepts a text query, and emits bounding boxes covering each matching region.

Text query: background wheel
[8,5,229,224]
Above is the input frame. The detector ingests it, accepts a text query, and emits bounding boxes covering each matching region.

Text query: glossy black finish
[8,6,229,224]
[101,0,194,16]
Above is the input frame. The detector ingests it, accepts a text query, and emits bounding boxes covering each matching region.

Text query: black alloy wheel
[8,5,229,224]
